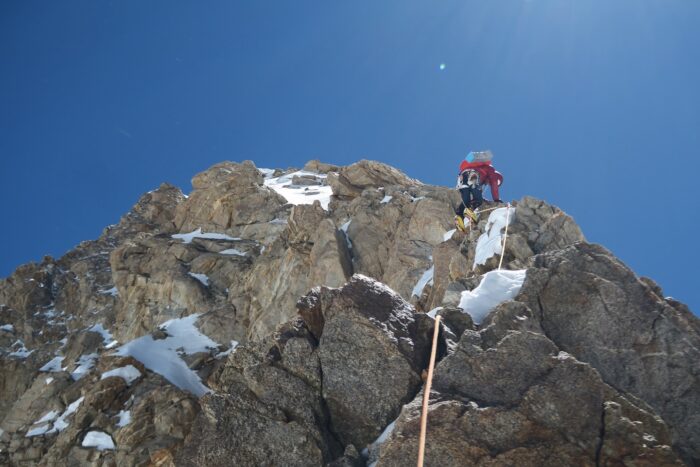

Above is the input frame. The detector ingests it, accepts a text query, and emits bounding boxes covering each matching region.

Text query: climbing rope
[497,203,512,270]
[417,315,442,467]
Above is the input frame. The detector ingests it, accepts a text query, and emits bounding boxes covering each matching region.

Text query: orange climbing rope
[417,315,441,467]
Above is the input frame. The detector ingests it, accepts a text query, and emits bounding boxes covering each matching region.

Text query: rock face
[1,159,697,466]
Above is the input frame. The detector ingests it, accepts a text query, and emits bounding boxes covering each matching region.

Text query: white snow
[52,396,84,432]
[363,417,398,466]
[215,340,240,359]
[114,314,218,397]
[100,286,119,297]
[188,272,210,287]
[9,340,33,358]
[219,248,247,256]
[45,377,54,385]
[458,269,527,324]
[26,424,50,437]
[82,431,115,451]
[258,168,276,178]
[89,323,118,348]
[1,324,14,332]
[443,229,457,242]
[26,396,84,437]
[264,170,333,210]
[412,263,434,298]
[101,365,142,385]
[380,195,393,204]
[116,410,131,428]
[71,353,98,380]
[36,410,60,424]
[340,220,353,251]
[40,356,65,372]
[172,228,240,244]
[473,206,515,269]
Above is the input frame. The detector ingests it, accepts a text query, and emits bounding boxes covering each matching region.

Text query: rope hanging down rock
[497,203,512,270]
[417,315,442,467]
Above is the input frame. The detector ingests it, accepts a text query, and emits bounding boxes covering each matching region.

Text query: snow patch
[36,410,60,424]
[215,340,240,359]
[172,228,240,244]
[473,206,514,268]
[380,195,393,204]
[114,314,218,397]
[340,220,353,251]
[40,356,65,372]
[188,272,210,287]
[99,286,119,297]
[458,269,527,324]
[101,365,142,385]
[219,248,247,256]
[411,265,434,298]
[45,377,54,385]
[443,229,456,242]
[9,340,33,358]
[89,323,118,348]
[264,170,333,210]
[71,353,98,380]
[1,324,14,332]
[82,431,115,451]
[116,410,131,428]
[26,424,50,437]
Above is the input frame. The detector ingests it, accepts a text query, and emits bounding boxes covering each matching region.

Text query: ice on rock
[101,365,142,385]
[172,228,240,244]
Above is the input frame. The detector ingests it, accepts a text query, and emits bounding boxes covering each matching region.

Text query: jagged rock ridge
[0,159,697,466]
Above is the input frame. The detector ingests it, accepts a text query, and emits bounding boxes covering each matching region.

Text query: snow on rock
[380,195,393,204]
[89,323,118,348]
[39,356,65,372]
[52,397,84,432]
[264,170,333,210]
[45,377,54,385]
[101,365,142,385]
[188,272,210,287]
[71,353,98,380]
[26,424,51,437]
[99,286,119,297]
[443,229,456,242]
[473,206,515,269]
[219,248,247,256]
[36,410,60,424]
[114,314,218,397]
[26,396,85,437]
[215,340,239,359]
[116,410,131,428]
[1,324,14,332]
[340,220,353,251]
[172,228,240,244]
[412,257,434,298]
[82,431,115,451]
[458,269,527,324]
[363,417,398,466]
[9,340,33,358]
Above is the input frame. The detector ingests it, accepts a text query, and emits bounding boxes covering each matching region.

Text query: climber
[454,151,503,231]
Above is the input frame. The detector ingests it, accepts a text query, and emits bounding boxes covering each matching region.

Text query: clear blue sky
[1,1,698,312]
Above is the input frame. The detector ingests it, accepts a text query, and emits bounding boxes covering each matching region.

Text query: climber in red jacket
[455,151,503,227]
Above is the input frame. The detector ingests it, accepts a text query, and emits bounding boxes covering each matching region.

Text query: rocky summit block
[1,159,698,467]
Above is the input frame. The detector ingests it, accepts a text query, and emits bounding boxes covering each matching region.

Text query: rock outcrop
[1,159,697,466]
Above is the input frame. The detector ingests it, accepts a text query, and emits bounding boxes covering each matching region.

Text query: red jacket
[458,161,503,200]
